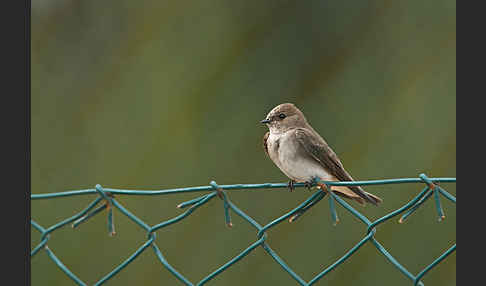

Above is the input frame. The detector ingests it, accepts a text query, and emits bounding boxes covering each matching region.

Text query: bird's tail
[330,185,382,206]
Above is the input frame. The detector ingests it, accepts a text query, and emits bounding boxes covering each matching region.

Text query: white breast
[268,131,333,182]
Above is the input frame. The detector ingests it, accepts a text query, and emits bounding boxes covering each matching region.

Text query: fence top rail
[31,176,456,199]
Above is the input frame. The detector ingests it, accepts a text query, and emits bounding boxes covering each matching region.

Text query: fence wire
[31,173,456,286]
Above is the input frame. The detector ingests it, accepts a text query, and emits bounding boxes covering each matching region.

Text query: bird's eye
[279,113,286,119]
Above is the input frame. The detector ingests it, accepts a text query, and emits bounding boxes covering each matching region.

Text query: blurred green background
[31,1,456,285]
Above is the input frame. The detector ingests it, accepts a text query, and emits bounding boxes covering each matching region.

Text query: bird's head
[260,103,309,133]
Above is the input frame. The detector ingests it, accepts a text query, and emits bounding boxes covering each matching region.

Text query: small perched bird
[261,103,382,205]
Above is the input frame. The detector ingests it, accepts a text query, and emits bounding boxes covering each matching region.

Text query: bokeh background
[31,1,456,285]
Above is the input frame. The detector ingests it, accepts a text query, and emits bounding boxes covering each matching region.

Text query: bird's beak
[260,118,271,124]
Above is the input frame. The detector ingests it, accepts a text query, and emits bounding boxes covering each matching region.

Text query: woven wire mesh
[31,173,456,286]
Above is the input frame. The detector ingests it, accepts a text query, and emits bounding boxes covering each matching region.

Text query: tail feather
[365,191,383,205]
[331,185,382,206]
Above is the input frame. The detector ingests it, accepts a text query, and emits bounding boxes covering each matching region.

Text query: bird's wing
[263,131,270,157]
[293,128,380,205]
[293,128,349,180]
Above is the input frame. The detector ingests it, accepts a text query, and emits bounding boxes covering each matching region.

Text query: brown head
[260,103,309,133]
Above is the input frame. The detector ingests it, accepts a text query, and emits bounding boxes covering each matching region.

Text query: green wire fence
[31,173,456,286]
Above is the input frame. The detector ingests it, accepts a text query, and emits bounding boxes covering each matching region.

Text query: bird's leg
[287,180,296,192]
[304,179,315,191]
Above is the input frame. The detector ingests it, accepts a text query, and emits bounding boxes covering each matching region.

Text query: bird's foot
[287,180,296,192]
[304,180,315,191]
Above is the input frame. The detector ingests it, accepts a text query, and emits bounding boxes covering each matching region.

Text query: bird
[261,103,382,206]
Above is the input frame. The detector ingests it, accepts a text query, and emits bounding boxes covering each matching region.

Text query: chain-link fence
[31,173,456,286]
